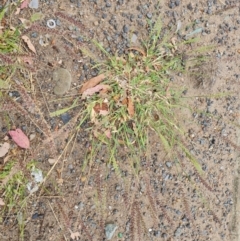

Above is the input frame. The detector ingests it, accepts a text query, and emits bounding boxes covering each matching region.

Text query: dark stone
[61,113,71,124]
[2,127,7,133]
[83,64,88,70]
[187,3,193,10]
[175,0,180,6]
[32,213,43,219]
[169,2,175,9]
[154,230,161,237]
[9,91,20,98]
[123,25,129,33]
[31,32,38,38]
[102,13,107,19]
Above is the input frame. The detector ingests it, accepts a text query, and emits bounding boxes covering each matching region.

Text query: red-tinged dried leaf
[80,74,105,93]
[0,198,5,206]
[20,0,29,9]
[81,84,110,99]
[0,142,10,157]
[93,102,108,113]
[21,35,36,54]
[128,98,134,117]
[8,128,30,149]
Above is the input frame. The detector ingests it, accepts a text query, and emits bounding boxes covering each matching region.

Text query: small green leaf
[0,6,7,22]
[50,98,79,117]
[30,12,44,22]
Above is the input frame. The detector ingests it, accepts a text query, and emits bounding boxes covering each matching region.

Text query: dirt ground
[0,0,240,240]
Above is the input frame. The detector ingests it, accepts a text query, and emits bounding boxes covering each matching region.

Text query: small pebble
[131,33,137,43]
[187,3,193,10]
[56,19,61,26]
[169,2,175,8]
[146,13,152,19]
[29,133,36,141]
[53,68,72,95]
[31,32,38,38]
[154,230,161,237]
[175,0,180,6]
[106,2,111,7]
[123,25,129,33]
[105,223,117,240]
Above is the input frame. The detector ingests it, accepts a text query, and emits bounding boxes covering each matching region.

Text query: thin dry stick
[43,133,75,183]
[48,200,68,241]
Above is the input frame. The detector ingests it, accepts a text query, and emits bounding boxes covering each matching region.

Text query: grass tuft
[79,18,207,178]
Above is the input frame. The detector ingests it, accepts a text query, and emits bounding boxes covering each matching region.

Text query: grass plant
[79,19,206,177]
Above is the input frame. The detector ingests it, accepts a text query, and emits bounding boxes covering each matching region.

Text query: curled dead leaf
[93,102,108,113]
[121,98,128,106]
[21,35,36,54]
[127,97,134,117]
[80,74,105,93]
[127,46,146,56]
[81,84,111,99]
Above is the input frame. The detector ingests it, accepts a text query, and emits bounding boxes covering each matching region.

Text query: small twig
[48,200,68,241]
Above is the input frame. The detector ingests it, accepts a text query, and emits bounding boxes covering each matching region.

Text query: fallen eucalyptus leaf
[8,128,30,149]
[80,74,105,93]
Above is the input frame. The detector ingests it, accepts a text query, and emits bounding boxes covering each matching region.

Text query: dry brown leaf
[70,231,80,240]
[0,198,5,206]
[15,8,21,15]
[127,97,134,117]
[93,102,108,113]
[127,46,146,56]
[80,74,105,93]
[4,155,12,164]
[122,98,128,105]
[21,35,36,54]
[81,84,110,99]
[0,142,10,157]
[113,94,120,102]
[90,108,98,124]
